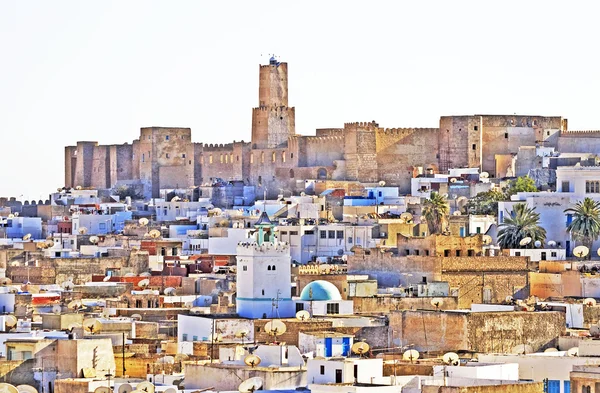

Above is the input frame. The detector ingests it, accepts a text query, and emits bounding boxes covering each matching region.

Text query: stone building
[66,57,600,200]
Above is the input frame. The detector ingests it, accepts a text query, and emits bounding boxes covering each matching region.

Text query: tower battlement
[236,241,290,256]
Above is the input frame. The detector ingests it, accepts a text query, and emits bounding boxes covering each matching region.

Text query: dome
[300,280,342,301]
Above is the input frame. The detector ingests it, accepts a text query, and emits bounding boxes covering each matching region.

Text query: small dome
[300,280,342,301]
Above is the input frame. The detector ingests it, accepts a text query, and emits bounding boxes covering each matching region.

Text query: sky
[1,1,599,200]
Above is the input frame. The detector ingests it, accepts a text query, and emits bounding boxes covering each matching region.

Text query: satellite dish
[585,298,597,306]
[5,315,17,330]
[442,352,459,366]
[567,347,579,357]
[505,295,514,303]
[22,234,32,241]
[264,320,287,337]
[83,318,100,334]
[0,384,19,393]
[235,329,249,344]
[534,240,542,248]
[573,245,589,259]
[61,281,75,291]
[93,388,111,393]
[400,212,413,222]
[378,180,386,186]
[138,218,149,226]
[16,385,38,393]
[480,171,490,179]
[452,211,461,216]
[13,213,19,217]
[210,333,223,343]
[45,240,54,248]
[103,276,111,282]
[189,307,204,315]
[244,354,262,368]
[7,214,14,219]
[138,279,150,289]
[482,235,493,245]
[544,347,559,353]
[351,341,370,357]
[157,355,175,364]
[430,297,444,310]
[238,376,264,392]
[148,229,161,239]
[118,384,133,393]
[131,314,142,321]
[296,310,311,321]
[75,185,82,190]
[139,272,151,277]
[511,344,533,355]
[89,236,100,244]
[52,304,62,314]
[136,381,155,393]
[450,178,457,183]
[548,240,556,247]
[402,349,420,362]
[164,287,176,296]
[78,227,88,235]
[0,277,12,286]
[163,389,176,393]
[124,272,136,277]
[519,237,532,247]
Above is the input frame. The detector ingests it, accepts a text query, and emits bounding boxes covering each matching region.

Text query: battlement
[378,127,439,134]
[253,106,295,112]
[561,130,600,136]
[302,135,345,143]
[201,142,237,152]
[343,121,379,130]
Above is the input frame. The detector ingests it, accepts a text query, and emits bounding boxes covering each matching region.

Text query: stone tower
[251,57,296,149]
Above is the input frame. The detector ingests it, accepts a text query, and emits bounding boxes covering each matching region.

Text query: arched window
[258,176,262,186]
[272,265,276,271]
[209,155,213,164]
[272,152,276,162]
[291,153,294,159]
[267,266,271,271]
[250,154,254,164]
[282,152,286,162]
[317,168,327,180]
[225,154,228,163]
[220,154,224,163]
[289,169,295,178]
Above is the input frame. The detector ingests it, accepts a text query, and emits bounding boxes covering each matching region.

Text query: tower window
[268,266,271,271]
[220,154,224,163]
[472,144,476,150]
[237,155,240,162]
[209,155,213,164]
[504,133,508,139]
[282,152,286,162]
[166,135,170,141]
[166,153,170,158]
[182,153,186,158]
[272,152,276,162]
[272,265,276,271]
[474,126,478,131]
[142,153,145,163]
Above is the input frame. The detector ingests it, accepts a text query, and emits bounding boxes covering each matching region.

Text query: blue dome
[300,280,342,301]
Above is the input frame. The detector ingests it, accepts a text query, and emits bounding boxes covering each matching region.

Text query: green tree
[505,176,537,197]
[422,192,449,234]
[498,203,546,249]
[113,185,143,201]
[564,198,600,259]
[464,190,505,216]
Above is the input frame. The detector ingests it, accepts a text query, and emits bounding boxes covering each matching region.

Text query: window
[328,230,335,239]
[268,265,271,271]
[551,251,557,257]
[262,289,265,295]
[182,334,188,341]
[99,223,106,230]
[444,250,450,257]
[474,126,478,131]
[166,135,170,140]
[504,132,508,139]
[193,335,198,341]
[291,153,294,159]
[243,265,247,271]
[483,287,492,303]
[209,155,213,164]
[272,152,276,162]
[468,249,474,257]
[320,231,327,239]
[282,152,286,162]
[455,250,461,257]
[425,250,430,256]
[289,231,298,235]
[547,131,550,136]
[347,237,353,243]
[515,251,521,256]
[472,144,476,150]
[586,181,600,193]
[326,303,340,314]
[220,154,224,163]
[336,230,344,239]
[415,250,420,256]
[189,160,192,165]
[250,154,254,164]
[166,153,170,158]
[405,249,410,256]
[272,265,276,271]
[182,153,186,158]
[142,153,145,163]
[320,365,325,375]
[304,230,314,235]
[237,155,239,162]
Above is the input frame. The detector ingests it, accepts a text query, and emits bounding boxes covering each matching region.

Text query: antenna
[244,354,261,368]
[4,315,17,331]
[238,376,264,392]
[0,277,12,286]
[190,307,204,315]
[400,212,413,222]
[442,352,459,366]
[157,355,175,364]
[351,341,370,358]
[403,349,420,363]
[296,310,310,321]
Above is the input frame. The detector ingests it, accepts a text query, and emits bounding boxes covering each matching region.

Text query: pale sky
[1,1,599,200]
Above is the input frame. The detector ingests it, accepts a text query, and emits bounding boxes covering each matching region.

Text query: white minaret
[236,212,295,319]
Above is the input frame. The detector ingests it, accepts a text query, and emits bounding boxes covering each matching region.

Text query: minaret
[235,212,295,319]
[251,56,296,149]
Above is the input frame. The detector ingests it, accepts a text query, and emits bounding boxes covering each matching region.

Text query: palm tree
[422,192,449,234]
[498,203,546,249]
[565,198,600,259]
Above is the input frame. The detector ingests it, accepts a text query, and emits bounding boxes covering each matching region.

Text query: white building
[236,212,295,319]
[154,199,212,222]
[509,248,566,261]
[298,332,353,358]
[1,217,42,239]
[295,280,354,316]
